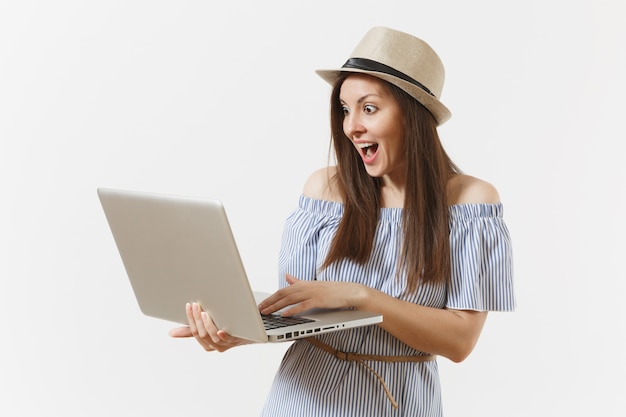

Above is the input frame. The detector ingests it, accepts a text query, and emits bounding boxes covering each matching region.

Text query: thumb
[168,326,192,338]
[285,273,299,285]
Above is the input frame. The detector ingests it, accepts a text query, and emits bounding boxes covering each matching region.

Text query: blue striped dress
[260,196,515,417]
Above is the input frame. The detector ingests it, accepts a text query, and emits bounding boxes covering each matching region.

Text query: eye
[364,104,377,114]
[341,105,350,115]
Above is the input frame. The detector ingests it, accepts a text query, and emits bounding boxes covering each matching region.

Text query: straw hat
[316,27,451,125]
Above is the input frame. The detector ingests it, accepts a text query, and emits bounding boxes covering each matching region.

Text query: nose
[343,113,365,139]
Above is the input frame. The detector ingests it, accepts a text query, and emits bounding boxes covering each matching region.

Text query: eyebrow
[339,93,382,105]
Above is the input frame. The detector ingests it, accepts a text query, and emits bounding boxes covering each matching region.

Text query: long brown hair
[321,74,461,292]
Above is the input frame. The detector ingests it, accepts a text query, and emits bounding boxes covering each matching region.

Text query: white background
[1,1,624,416]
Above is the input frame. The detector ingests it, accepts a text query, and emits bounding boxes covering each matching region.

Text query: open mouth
[358,143,378,159]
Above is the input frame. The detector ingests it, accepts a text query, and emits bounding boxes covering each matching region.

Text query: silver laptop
[97,188,382,343]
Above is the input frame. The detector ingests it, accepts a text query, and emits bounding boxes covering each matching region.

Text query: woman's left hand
[258,274,367,316]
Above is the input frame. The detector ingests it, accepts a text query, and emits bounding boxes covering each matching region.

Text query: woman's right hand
[168,302,253,352]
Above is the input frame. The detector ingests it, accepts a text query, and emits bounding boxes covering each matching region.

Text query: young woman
[170,26,515,416]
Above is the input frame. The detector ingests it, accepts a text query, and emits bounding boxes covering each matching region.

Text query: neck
[380,178,405,208]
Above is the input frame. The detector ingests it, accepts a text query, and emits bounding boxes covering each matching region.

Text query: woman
[170,26,515,416]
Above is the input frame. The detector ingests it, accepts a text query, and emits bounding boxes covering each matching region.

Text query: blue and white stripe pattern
[260,196,515,417]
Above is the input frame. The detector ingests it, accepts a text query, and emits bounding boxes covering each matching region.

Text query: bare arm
[258,275,486,362]
[357,287,487,362]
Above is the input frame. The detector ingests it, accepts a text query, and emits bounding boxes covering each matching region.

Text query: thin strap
[304,337,436,409]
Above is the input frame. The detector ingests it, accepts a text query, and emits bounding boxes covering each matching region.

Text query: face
[339,74,406,182]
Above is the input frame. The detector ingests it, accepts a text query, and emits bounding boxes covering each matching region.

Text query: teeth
[357,143,375,149]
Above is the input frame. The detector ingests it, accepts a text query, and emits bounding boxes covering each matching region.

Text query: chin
[364,166,384,178]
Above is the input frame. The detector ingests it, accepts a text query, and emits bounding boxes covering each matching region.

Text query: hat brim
[316,68,451,126]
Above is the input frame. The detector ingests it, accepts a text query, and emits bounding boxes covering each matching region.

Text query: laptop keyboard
[261,314,315,330]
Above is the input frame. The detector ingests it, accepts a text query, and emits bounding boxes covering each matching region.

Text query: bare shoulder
[302,166,343,202]
[447,174,501,205]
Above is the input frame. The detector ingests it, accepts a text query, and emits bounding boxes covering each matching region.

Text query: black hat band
[342,57,435,97]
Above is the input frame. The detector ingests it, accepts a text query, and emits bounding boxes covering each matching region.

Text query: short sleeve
[446,204,516,311]
[277,196,343,288]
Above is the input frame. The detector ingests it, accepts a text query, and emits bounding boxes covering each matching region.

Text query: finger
[285,274,299,285]
[216,330,253,351]
[258,274,301,311]
[190,303,207,337]
[280,299,316,317]
[180,303,236,352]
[259,295,298,315]
[258,284,310,314]
[185,303,200,334]
[187,304,218,352]
[216,329,239,344]
[192,304,221,344]
[200,311,223,343]
[257,290,288,313]
[168,326,193,338]
[257,299,273,313]
[209,328,238,352]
